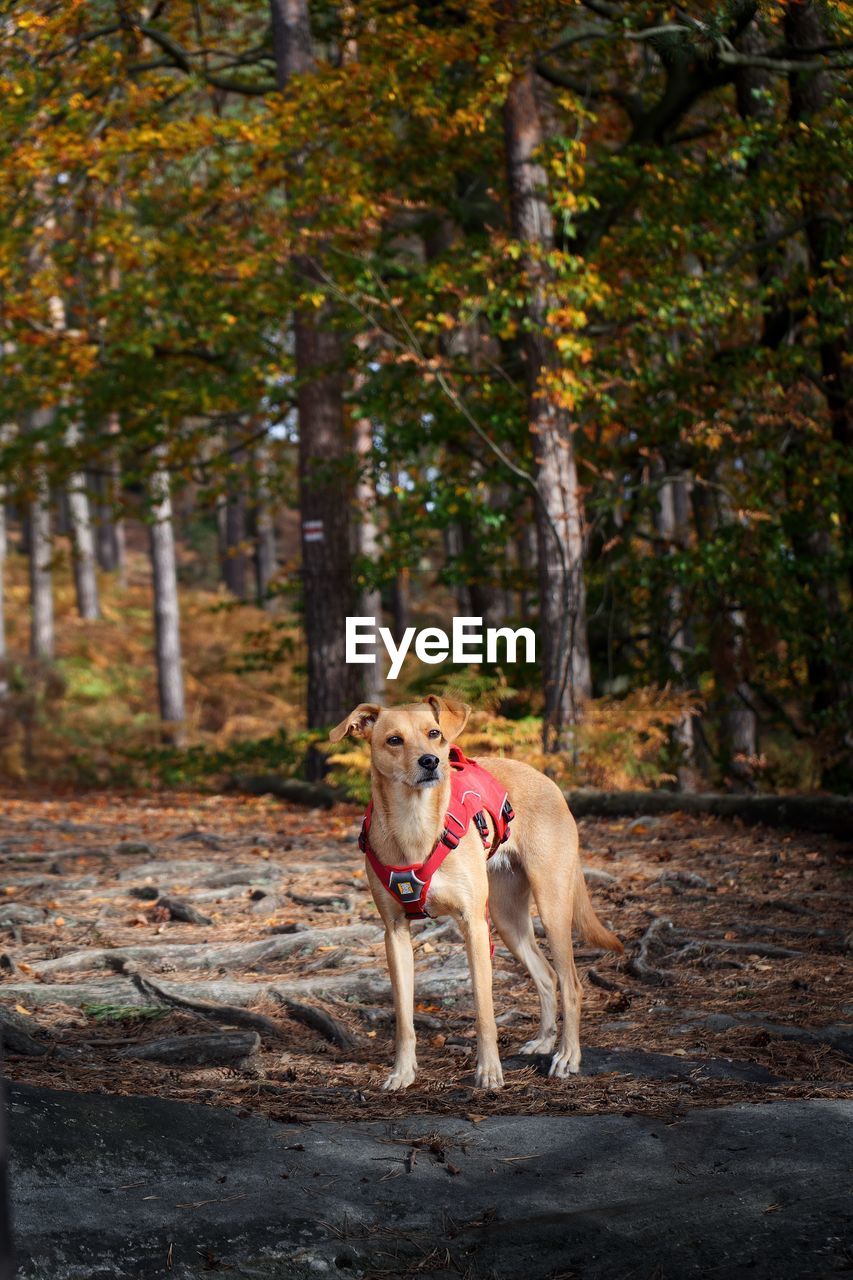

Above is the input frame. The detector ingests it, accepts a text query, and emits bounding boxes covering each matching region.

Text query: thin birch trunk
[28,459,53,662]
[65,424,100,620]
[654,469,698,786]
[95,414,126,586]
[148,447,186,744]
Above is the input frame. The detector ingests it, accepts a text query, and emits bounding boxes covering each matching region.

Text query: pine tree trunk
[504,67,591,747]
[270,0,359,726]
[253,439,277,609]
[148,448,186,744]
[65,424,100,621]
[295,313,360,723]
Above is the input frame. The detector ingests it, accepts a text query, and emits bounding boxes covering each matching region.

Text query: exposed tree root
[626,918,676,985]
[27,924,379,977]
[276,997,357,1050]
[155,896,213,926]
[124,968,287,1041]
[116,1030,261,1066]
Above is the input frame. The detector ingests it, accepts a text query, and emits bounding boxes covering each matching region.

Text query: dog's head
[329,696,471,790]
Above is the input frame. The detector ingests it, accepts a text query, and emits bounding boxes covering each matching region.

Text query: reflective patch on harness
[388,869,425,902]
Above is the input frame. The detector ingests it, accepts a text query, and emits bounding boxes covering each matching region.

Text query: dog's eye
[386,735,403,746]
[427,729,440,739]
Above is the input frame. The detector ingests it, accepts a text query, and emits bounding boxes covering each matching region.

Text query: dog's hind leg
[488,859,559,1057]
[525,865,583,1077]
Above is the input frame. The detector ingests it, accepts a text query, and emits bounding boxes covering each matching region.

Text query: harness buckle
[441,828,460,850]
[501,798,515,823]
[473,810,489,843]
[357,821,368,853]
[387,868,426,903]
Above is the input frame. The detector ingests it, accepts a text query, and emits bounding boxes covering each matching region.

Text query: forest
[0,6,851,1278]
[0,0,848,799]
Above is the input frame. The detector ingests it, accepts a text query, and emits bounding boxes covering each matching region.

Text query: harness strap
[359,746,512,936]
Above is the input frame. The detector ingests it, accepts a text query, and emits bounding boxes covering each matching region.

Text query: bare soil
[1,788,849,1124]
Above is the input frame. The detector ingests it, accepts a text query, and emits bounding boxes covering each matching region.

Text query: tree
[148,447,186,745]
[504,65,592,747]
[65,424,100,621]
[268,0,360,727]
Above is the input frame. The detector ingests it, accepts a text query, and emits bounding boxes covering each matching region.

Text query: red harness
[358,746,514,920]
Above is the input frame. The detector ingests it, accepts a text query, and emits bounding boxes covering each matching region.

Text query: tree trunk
[270,0,359,726]
[504,67,591,747]
[353,409,384,702]
[95,415,126,586]
[148,447,186,744]
[654,469,698,786]
[0,464,7,697]
[517,514,537,623]
[253,438,277,609]
[223,484,248,600]
[65,424,100,621]
[391,567,410,644]
[784,4,853,752]
[294,313,360,723]
[26,416,54,662]
[691,482,757,785]
[444,524,472,615]
[784,1,851,455]
[222,426,250,600]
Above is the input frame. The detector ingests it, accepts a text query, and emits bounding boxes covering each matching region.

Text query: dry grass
[0,537,305,782]
[2,533,698,792]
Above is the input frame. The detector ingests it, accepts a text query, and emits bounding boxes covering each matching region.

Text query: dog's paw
[519,1033,557,1056]
[381,1064,417,1091]
[547,1047,581,1078]
[474,1060,504,1090]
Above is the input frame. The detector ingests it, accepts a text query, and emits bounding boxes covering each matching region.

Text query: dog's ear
[329,703,382,743]
[426,695,471,741]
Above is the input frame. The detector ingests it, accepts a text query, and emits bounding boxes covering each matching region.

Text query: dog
[329,695,623,1090]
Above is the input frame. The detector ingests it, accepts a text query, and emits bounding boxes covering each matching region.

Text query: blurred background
[0,0,849,796]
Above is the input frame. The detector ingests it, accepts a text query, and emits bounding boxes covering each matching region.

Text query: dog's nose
[418,754,439,772]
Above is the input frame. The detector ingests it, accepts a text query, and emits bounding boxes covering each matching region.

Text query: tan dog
[329,695,622,1091]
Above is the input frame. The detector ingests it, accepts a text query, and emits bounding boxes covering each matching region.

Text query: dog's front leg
[382,916,417,1090]
[459,911,504,1090]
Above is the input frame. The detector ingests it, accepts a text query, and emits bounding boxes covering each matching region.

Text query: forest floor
[1,787,850,1123]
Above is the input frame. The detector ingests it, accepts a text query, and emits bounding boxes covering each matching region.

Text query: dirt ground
[1,787,850,1124]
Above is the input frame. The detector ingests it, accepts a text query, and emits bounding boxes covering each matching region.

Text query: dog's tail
[573,864,623,953]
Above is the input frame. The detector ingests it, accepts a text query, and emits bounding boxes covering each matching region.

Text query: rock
[0,905,46,927]
[673,1012,853,1058]
[9,1085,851,1279]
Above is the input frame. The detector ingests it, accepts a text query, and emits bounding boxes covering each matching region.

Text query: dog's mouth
[412,774,441,788]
